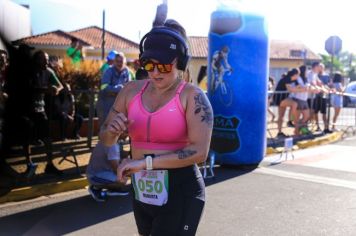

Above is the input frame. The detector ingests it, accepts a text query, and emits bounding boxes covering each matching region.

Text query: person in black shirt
[30,50,64,175]
[275,69,299,137]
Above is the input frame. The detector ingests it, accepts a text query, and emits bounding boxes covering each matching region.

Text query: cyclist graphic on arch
[211,45,234,106]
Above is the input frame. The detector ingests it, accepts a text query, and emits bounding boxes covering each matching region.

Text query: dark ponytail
[286,68,299,79]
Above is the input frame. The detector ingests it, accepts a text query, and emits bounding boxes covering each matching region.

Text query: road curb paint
[0,178,88,204]
[267,132,343,154]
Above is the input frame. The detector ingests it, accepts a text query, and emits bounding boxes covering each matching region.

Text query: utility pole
[303,48,307,66]
[101,10,106,60]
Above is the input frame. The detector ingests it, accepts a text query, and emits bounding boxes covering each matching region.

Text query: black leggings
[133,165,205,236]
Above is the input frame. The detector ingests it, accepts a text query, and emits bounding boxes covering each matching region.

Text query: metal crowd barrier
[267,90,356,143]
[73,89,99,148]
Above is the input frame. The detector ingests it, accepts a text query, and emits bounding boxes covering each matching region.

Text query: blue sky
[12,0,356,54]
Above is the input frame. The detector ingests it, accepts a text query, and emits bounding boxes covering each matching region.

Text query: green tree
[338,51,356,72]
[320,53,343,72]
[338,51,356,82]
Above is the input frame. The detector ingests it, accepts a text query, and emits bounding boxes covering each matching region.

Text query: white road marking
[256,167,356,190]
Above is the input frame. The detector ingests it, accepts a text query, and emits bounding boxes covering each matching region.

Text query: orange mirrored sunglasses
[142,61,173,73]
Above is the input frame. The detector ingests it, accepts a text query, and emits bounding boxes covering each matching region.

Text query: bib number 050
[138,179,163,194]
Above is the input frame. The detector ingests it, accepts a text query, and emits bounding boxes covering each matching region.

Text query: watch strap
[144,154,155,170]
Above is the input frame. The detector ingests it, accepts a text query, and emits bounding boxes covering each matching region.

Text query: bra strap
[140,80,150,94]
[176,81,187,95]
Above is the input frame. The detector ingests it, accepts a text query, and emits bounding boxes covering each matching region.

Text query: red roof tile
[187,37,320,60]
[13,30,89,46]
[15,27,320,61]
[14,26,138,51]
[69,26,138,50]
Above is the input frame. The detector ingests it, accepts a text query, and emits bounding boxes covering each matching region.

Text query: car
[343,81,356,107]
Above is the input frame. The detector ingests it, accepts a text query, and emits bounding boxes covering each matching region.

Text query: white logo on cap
[170,43,176,50]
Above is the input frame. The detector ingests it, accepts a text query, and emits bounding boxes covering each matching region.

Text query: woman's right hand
[106,112,131,136]
[117,158,145,183]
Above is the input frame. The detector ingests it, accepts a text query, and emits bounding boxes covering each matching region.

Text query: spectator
[93,52,132,199]
[273,73,288,107]
[330,72,344,131]
[48,55,83,140]
[30,50,64,175]
[0,49,6,150]
[0,49,8,91]
[1,43,38,178]
[48,55,63,75]
[289,65,312,135]
[308,62,332,133]
[100,50,118,74]
[86,141,129,202]
[267,76,275,122]
[54,82,83,140]
[0,45,13,181]
[274,72,298,137]
[66,38,83,65]
[318,63,332,133]
[96,52,132,127]
[0,49,8,107]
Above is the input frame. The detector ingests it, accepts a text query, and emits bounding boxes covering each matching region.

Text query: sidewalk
[0,138,96,204]
[0,132,344,204]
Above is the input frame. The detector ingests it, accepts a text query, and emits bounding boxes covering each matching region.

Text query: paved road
[1,136,356,235]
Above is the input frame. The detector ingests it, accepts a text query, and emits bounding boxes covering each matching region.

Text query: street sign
[325,36,342,55]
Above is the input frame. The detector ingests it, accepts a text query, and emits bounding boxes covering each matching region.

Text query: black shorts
[133,165,205,236]
[273,93,288,106]
[308,96,327,114]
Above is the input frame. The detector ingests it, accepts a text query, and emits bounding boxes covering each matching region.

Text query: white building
[0,0,31,50]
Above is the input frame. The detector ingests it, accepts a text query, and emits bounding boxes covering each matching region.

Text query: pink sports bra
[128,80,189,150]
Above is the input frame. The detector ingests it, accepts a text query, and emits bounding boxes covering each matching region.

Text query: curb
[297,132,342,148]
[266,131,343,155]
[0,132,344,205]
[0,177,89,204]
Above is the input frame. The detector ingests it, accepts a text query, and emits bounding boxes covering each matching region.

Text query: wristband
[144,154,155,170]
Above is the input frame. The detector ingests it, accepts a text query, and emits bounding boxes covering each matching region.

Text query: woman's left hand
[117,159,145,183]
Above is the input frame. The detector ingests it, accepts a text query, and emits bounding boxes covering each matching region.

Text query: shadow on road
[203,164,258,187]
[0,193,133,235]
[0,165,259,235]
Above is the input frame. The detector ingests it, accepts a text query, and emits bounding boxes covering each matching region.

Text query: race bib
[132,170,169,206]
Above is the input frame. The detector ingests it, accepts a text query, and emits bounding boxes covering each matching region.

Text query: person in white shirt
[289,65,313,135]
[307,62,331,133]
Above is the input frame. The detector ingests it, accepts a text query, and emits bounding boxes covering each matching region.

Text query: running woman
[100,18,213,236]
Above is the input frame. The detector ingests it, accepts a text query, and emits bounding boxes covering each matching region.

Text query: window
[290,50,303,57]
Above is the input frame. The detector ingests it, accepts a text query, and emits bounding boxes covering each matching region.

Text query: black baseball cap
[140,33,180,64]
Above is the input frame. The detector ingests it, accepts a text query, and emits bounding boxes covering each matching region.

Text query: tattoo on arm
[174,149,197,160]
[194,92,213,127]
